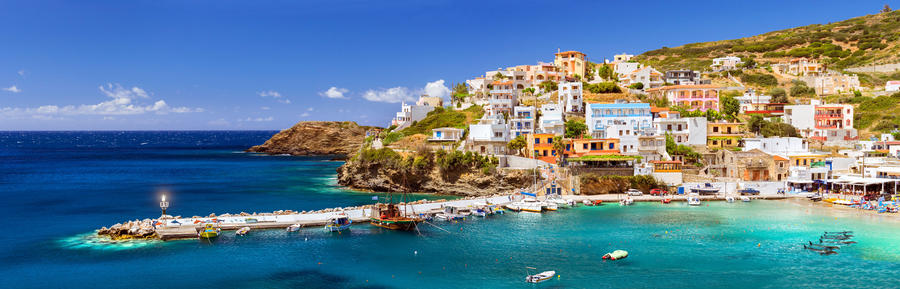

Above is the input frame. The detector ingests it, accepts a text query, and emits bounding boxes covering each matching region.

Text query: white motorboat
[541,201,559,211]
[520,198,545,212]
[286,224,302,232]
[687,195,701,206]
[435,206,467,221]
[545,197,570,209]
[725,196,735,203]
[619,197,634,206]
[236,226,251,236]
[741,196,751,202]
[525,270,556,283]
[582,199,593,206]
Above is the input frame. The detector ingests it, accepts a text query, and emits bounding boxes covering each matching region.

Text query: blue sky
[0,0,893,130]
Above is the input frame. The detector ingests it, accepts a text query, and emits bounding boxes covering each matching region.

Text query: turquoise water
[3,132,900,288]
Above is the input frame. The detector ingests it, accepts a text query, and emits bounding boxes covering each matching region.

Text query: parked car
[626,189,643,196]
[650,189,664,196]
[739,188,760,196]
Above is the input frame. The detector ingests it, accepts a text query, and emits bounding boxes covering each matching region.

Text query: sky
[0,0,895,130]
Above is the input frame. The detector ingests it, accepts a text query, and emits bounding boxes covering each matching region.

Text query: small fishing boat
[545,197,571,209]
[518,198,545,213]
[435,206,466,221]
[687,195,701,206]
[286,224,302,232]
[619,197,634,206]
[592,200,603,206]
[602,250,629,260]
[541,201,559,211]
[472,208,487,217]
[725,196,735,203]
[582,199,593,206]
[691,183,720,195]
[741,196,751,202]
[236,226,250,236]
[198,224,219,239]
[661,198,672,204]
[525,270,556,283]
[325,215,351,232]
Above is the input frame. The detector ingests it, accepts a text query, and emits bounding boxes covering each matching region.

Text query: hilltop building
[509,106,535,137]
[710,56,743,71]
[647,85,723,112]
[391,95,441,129]
[554,50,587,78]
[653,111,708,146]
[539,102,565,135]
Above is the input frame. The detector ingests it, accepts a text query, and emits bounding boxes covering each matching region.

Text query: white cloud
[0,83,201,119]
[307,107,314,112]
[17,70,25,77]
[424,79,451,99]
[261,106,271,110]
[3,85,21,93]
[238,116,274,122]
[258,90,290,104]
[300,112,310,117]
[361,79,450,103]
[362,86,416,103]
[208,118,230,126]
[319,87,349,99]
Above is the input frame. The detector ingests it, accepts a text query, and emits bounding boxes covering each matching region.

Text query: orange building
[554,50,587,78]
[526,133,558,164]
[563,138,620,158]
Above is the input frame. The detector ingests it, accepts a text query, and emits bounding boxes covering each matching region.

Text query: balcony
[815,124,840,129]
[491,89,513,94]
[490,98,513,105]
[815,113,843,119]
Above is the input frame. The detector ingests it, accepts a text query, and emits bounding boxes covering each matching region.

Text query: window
[713,127,719,133]
[583,144,588,150]
[534,138,540,144]
[547,138,553,144]
[609,143,615,150]
[566,144,571,150]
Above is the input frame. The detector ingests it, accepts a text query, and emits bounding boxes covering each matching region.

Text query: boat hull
[370,217,420,231]
[325,224,351,232]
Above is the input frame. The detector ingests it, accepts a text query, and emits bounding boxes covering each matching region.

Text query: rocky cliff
[336,154,533,196]
[247,121,373,158]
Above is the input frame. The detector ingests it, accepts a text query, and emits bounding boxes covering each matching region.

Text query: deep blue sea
[2,131,900,289]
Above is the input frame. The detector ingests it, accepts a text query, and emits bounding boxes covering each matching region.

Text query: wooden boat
[435,206,466,221]
[236,226,250,236]
[525,270,556,283]
[325,215,351,232]
[661,198,672,204]
[370,203,422,231]
[602,250,629,260]
[198,224,219,239]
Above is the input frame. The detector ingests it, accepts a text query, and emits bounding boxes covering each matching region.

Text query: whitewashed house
[509,106,536,137]
[539,102,565,135]
[559,80,583,114]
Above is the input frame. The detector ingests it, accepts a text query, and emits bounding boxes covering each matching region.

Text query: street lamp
[160,194,169,217]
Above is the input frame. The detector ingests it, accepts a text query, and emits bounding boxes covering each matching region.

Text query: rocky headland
[246,121,375,158]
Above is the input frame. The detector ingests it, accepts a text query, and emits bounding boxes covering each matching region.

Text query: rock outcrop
[97,219,157,240]
[247,121,375,158]
[336,157,533,196]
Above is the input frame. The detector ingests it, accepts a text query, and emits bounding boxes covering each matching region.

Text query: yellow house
[706,121,745,149]
[788,154,826,167]
[526,133,559,164]
[554,50,587,78]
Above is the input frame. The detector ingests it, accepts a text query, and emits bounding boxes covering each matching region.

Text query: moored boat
[286,223,302,232]
[325,214,351,232]
[525,270,556,283]
[741,196,751,202]
[236,226,250,236]
[198,223,220,239]
[725,196,735,203]
[620,197,634,206]
[602,250,629,260]
[687,195,701,206]
[661,198,672,204]
[370,203,422,231]
[582,199,593,206]
[691,183,720,195]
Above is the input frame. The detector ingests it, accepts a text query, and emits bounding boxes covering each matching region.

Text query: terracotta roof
[492,81,512,85]
[645,84,723,92]
[773,155,789,161]
[555,50,586,56]
[651,106,669,113]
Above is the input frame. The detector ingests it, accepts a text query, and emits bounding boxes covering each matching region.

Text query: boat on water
[518,198,545,212]
[602,250,629,260]
[325,214,351,232]
[593,200,603,206]
[620,197,634,206]
[741,196,751,202]
[198,223,220,239]
[541,200,559,211]
[725,196,735,203]
[286,223,302,232]
[435,206,467,221]
[525,270,556,283]
[691,183,720,195]
[687,194,701,206]
[582,199,593,206]
[236,226,250,236]
[661,198,672,204]
[370,203,422,231]
[545,197,571,209]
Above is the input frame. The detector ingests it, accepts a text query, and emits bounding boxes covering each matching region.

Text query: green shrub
[740,73,778,87]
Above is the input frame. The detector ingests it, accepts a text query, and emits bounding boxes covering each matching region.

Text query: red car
[650,189,664,196]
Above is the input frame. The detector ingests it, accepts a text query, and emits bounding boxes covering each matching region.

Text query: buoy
[414,250,418,255]
[757,243,761,247]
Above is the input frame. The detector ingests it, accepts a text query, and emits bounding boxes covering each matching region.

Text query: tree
[493,72,506,81]
[452,82,468,95]
[747,115,766,134]
[552,136,566,165]
[883,4,892,13]
[540,80,558,92]
[523,87,535,96]
[719,94,740,119]
[597,63,613,80]
[769,88,788,103]
[564,120,587,138]
[507,135,526,155]
[628,82,644,90]
[665,133,676,154]
[574,74,582,81]
[790,80,814,97]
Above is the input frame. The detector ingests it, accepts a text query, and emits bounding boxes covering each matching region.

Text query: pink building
[647,85,724,112]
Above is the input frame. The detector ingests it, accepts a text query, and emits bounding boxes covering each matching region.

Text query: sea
[1,131,900,289]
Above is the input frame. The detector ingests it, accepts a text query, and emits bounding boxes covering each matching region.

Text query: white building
[467,117,510,155]
[586,102,653,139]
[784,99,857,143]
[613,62,641,76]
[391,97,438,129]
[487,80,518,117]
[612,53,634,63]
[743,137,809,156]
[509,106,536,138]
[735,90,772,113]
[620,66,664,89]
[539,102,565,135]
[886,80,900,92]
[652,111,707,146]
[559,81,583,114]
[710,56,743,71]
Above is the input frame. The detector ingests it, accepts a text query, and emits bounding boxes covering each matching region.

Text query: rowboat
[582,199,593,206]
[687,195,701,206]
[198,224,219,239]
[286,224,302,232]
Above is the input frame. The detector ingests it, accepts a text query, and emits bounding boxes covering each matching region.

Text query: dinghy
[286,224,302,232]
[602,250,629,260]
[236,226,250,236]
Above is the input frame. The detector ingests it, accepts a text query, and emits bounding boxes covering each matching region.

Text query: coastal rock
[336,157,533,196]
[246,121,376,158]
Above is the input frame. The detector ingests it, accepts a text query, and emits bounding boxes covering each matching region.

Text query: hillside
[634,10,900,74]
[247,121,376,158]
